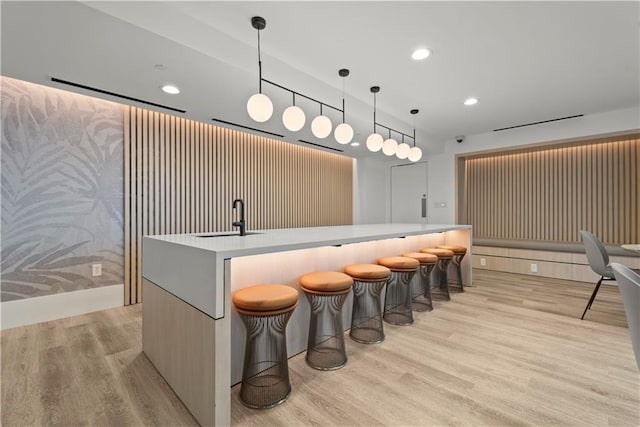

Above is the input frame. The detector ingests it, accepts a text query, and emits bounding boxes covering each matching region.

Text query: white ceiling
[2,1,638,158]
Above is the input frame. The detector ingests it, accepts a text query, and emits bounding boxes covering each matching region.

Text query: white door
[391,162,428,223]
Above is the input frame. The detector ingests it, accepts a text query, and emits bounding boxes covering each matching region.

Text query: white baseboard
[1,284,124,330]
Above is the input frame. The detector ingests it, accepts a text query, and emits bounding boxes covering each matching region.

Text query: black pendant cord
[257,29,262,93]
[373,93,377,133]
[342,78,346,123]
[411,109,419,147]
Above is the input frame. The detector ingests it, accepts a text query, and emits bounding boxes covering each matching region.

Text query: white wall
[353,156,390,224]
[356,106,640,225]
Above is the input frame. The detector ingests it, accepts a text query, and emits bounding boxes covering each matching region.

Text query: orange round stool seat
[378,256,420,271]
[420,248,454,259]
[402,252,439,312]
[232,284,299,409]
[300,271,353,294]
[401,252,438,264]
[233,284,299,315]
[344,264,391,281]
[436,245,467,255]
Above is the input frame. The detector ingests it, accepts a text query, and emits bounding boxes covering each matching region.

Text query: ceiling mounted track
[50,77,186,114]
[493,114,584,132]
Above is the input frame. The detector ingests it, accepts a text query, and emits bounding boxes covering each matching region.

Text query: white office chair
[580,230,616,320]
[611,263,640,370]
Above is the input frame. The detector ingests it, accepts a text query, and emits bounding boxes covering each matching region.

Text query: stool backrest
[611,263,640,371]
[581,230,610,277]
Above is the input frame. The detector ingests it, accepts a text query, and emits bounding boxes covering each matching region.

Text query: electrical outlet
[92,263,102,277]
[531,263,538,273]
[480,258,487,266]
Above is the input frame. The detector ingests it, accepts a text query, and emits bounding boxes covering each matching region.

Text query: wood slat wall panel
[123,107,353,304]
[462,137,639,245]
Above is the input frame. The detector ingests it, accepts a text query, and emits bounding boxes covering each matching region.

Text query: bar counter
[142,224,472,426]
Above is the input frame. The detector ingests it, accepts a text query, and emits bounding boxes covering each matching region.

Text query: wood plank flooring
[2,270,638,426]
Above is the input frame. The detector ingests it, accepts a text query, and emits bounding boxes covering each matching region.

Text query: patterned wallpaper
[1,77,124,301]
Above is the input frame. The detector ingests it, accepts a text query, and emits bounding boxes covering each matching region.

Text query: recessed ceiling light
[464,97,478,106]
[411,48,432,61]
[162,85,180,95]
[350,141,360,147]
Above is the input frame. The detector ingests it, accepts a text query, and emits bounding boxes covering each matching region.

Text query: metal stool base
[350,279,387,344]
[384,270,416,326]
[412,263,435,312]
[306,343,348,370]
[304,289,350,370]
[448,253,466,292]
[431,259,452,301]
[238,309,294,409]
[349,326,385,344]
[240,372,291,409]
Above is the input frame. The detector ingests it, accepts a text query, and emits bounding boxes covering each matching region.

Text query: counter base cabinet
[142,279,217,426]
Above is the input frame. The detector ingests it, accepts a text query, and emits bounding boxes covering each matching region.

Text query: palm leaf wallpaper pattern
[1,77,124,301]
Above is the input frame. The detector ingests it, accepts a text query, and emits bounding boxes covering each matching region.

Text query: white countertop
[145,223,471,258]
[142,223,471,319]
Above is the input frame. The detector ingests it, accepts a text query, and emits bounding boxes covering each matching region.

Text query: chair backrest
[611,263,640,371]
[580,230,610,276]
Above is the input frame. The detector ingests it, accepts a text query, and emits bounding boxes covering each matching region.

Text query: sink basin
[197,232,262,238]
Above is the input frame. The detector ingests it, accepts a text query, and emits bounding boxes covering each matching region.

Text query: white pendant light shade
[366,133,384,152]
[282,105,306,131]
[247,93,273,122]
[408,146,423,162]
[382,138,398,156]
[334,123,354,144]
[311,115,332,139]
[396,143,411,159]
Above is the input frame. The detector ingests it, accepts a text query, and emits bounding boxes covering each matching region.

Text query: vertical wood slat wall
[462,136,639,245]
[123,106,353,305]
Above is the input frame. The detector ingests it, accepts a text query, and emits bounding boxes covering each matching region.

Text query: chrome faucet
[232,199,246,236]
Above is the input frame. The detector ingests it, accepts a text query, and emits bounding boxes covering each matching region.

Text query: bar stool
[233,284,299,409]
[344,264,391,344]
[420,248,454,301]
[436,245,468,292]
[300,271,353,370]
[378,256,420,325]
[401,252,439,312]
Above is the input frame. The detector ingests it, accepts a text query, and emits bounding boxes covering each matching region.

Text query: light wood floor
[2,270,638,426]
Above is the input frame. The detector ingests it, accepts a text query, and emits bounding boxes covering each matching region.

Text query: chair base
[581,276,615,320]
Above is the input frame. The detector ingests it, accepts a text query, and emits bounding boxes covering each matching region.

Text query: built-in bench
[472,238,640,283]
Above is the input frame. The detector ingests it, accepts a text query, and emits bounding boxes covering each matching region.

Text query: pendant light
[282,93,305,131]
[396,135,411,159]
[246,17,273,123]
[366,86,384,152]
[382,129,398,156]
[408,109,423,162]
[334,69,353,144]
[311,104,332,139]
